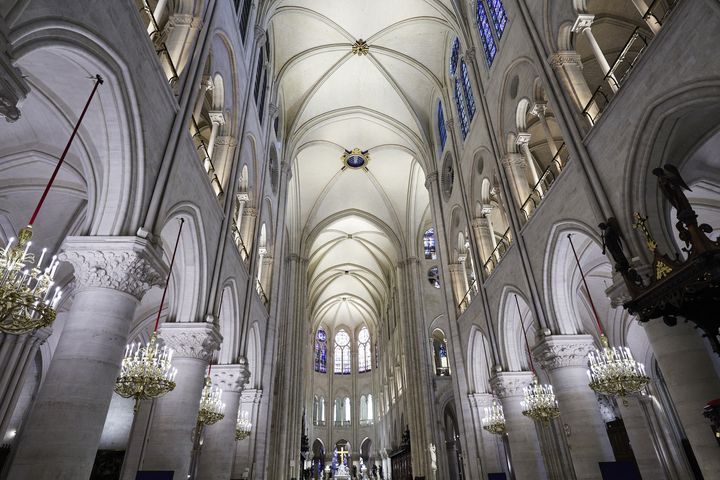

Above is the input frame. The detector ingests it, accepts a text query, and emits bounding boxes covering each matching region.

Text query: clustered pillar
[6,237,166,480]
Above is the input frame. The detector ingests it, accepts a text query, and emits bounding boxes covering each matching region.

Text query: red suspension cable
[28,75,104,226]
[567,234,605,336]
[153,218,185,332]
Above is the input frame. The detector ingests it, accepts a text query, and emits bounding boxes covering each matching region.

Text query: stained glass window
[424,228,437,260]
[358,327,372,373]
[454,78,469,139]
[488,0,508,39]
[428,266,440,288]
[460,60,476,120]
[438,102,447,151]
[314,329,327,373]
[334,330,351,375]
[476,2,497,66]
[239,0,253,41]
[449,37,460,76]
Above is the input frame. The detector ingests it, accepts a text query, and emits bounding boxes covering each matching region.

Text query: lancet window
[314,329,327,373]
[358,327,372,373]
[334,330,351,375]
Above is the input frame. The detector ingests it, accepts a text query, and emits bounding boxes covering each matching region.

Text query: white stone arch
[544,220,616,337]
[466,325,491,394]
[246,321,262,389]
[217,281,240,364]
[497,287,538,372]
[9,22,146,236]
[158,204,208,323]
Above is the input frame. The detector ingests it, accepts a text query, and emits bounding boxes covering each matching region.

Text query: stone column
[630,0,662,33]
[548,52,597,120]
[240,207,257,254]
[530,103,560,159]
[232,388,263,479]
[6,237,165,480]
[471,213,497,267]
[162,14,203,75]
[491,371,548,479]
[533,334,614,480]
[616,395,667,479]
[448,262,469,308]
[501,154,531,210]
[212,135,237,191]
[193,76,213,122]
[206,111,225,160]
[469,393,503,477]
[0,329,51,437]
[572,15,618,92]
[641,318,720,478]
[140,322,221,477]
[197,362,250,480]
[516,132,543,188]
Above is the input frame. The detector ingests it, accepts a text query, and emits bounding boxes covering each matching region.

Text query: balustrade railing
[483,228,512,275]
[190,118,223,196]
[138,0,179,87]
[519,143,568,222]
[256,279,269,308]
[458,278,478,314]
[644,0,679,27]
[582,25,655,124]
[231,221,250,263]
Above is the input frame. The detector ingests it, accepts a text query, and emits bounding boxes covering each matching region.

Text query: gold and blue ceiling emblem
[341,148,370,169]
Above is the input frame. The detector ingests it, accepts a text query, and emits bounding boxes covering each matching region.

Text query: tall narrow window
[367,394,374,420]
[314,329,327,373]
[258,74,268,120]
[432,329,451,376]
[460,60,477,120]
[344,397,351,423]
[487,0,508,39]
[334,330,351,374]
[437,102,447,151]
[253,47,264,101]
[239,0,253,41]
[358,327,372,373]
[453,79,469,139]
[476,2,497,66]
[423,228,437,260]
[449,37,460,76]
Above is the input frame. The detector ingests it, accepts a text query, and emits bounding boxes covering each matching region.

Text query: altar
[333,446,351,479]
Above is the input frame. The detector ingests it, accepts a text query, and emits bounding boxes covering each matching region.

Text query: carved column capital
[490,371,534,398]
[215,135,237,146]
[0,26,29,122]
[468,392,496,409]
[515,132,532,147]
[243,208,258,218]
[532,334,596,371]
[208,111,226,126]
[211,361,250,393]
[572,14,595,33]
[59,236,167,300]
[424,172,438,189]
[531,103,548,117]
[240,387,263,404]
[501,153,526,168]
[158,322,222,361]
[548,51,583,70]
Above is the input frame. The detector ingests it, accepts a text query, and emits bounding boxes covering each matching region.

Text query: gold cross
[633,212,657,251]
[337,446,349,465]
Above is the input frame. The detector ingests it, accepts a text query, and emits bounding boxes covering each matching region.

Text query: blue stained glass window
[460,60,476,120]
[423,228,437,260]
[476,2,497,66]
[314,329,327,373]
[454,78,469,139]
[449,37,460,76]
[488,0,508,39]
[438,102,447,151]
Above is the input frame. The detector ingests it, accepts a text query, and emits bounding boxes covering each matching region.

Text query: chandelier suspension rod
[153,218,185,332]
[567,234,605,336]
[515,295,535,374]
[28,75,104,226]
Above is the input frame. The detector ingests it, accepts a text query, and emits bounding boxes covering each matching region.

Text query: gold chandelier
[0,226,62,333]
[521,376,560,423]
[114,218,185,410]
[114,332,177,410]
[566,234,650,402]
[236,410,252,441]
[481,400,506,435]
[515,295,561,423]
[197,374,225,426]
[0,76,103,335]
[588,334,649,400]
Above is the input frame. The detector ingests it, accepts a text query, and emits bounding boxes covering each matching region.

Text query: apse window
[428,266,441,288]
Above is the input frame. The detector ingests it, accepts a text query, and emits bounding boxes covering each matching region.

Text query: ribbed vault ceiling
[270,0,457,330]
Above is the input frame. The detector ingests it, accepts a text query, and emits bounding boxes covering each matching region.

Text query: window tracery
[334,330,351,375]
[314,329,327,373]
[358,327,372,373]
